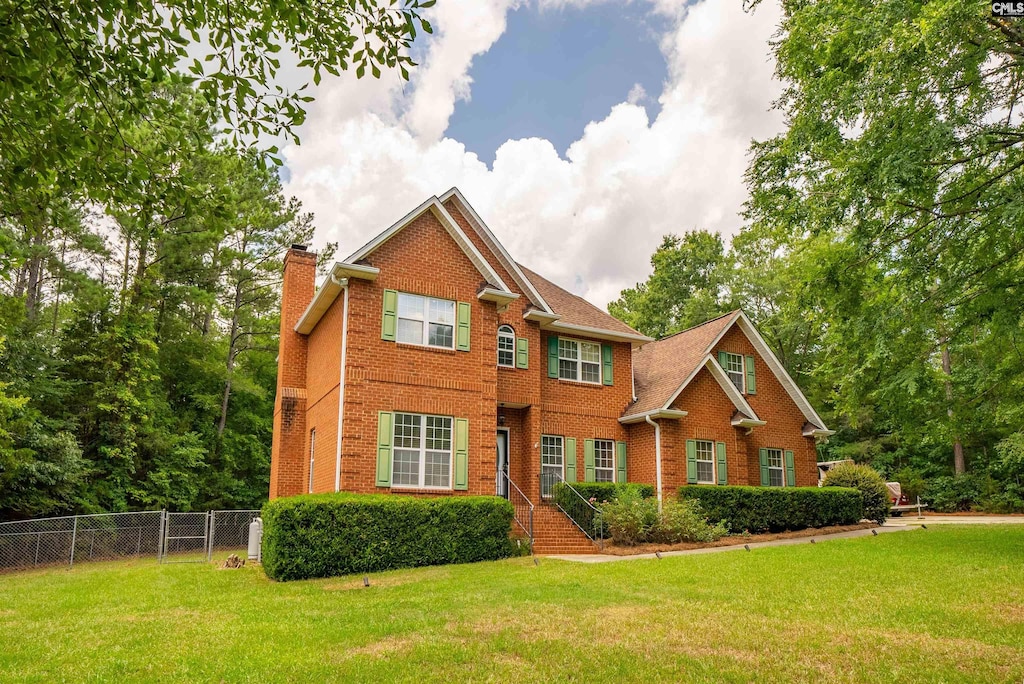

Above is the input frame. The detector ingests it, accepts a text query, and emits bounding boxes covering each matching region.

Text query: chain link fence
[0,509,260,572]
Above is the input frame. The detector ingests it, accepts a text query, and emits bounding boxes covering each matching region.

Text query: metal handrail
[543,472,603,550]
[502,471,535,553]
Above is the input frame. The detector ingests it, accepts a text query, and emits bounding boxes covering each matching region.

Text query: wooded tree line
[0,0,431,519]
[612,1,1024,512]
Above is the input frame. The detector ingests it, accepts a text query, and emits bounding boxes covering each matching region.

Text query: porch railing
[541,471,604,550]
[502,471,534,553]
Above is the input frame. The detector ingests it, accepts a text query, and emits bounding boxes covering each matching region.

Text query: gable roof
[628,311,740,416]
[626,310,830,431]
[438,188,552,313]
[295,188,651,343]
[517,264,644,338]
[346,195,512,291]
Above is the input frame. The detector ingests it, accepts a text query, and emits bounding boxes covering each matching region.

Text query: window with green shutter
[376,411,393,487]
[456,302,471,351]
[565,437,577,482]
[602,344,614,386]
[381,290,398,341]
[745,355,756,394]
[716,442,727,485]
[616,441,627,483]
[584,439,596,482]
[454,418,469,490]
[547,336,559,378]
[516,337,529,369]
[686,439,698,484]
[784,450,795,487]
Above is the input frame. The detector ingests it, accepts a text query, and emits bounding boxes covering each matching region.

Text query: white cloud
[283,0,785,308]
[626,83,647,105]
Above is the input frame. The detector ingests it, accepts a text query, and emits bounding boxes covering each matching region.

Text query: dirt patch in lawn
[600,522,878,556]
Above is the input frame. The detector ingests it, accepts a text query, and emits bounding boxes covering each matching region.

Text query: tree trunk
[23,213,48,322]
[941,342,966,474]
[217,280,243,437]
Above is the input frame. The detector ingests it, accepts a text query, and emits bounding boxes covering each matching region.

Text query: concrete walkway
[885,514,1024,526]
[544,526,912,563]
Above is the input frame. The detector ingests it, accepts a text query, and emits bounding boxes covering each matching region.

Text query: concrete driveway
[885,514,1024,526]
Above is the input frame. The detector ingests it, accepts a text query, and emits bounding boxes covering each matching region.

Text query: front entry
[496,429,509,498]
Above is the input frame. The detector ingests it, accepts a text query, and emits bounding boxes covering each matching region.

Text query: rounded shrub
[823,462,890,523]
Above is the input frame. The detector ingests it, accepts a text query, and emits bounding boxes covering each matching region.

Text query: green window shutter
[381,290,398,341]
[547,336,559,378]
[376,411,393,487]
[686,440,697,484]
[718,350,727,368]
[759,448,769,486]
[716,442,728,485]
[784,450,796,487]
[516,337,529,369]
[745,355,756,395]
[616,441,627,483]
[602,344,614,386]
[454,418,469,490]
[565,438,577,482]
[456,302,471,351]
[584,439,596,482]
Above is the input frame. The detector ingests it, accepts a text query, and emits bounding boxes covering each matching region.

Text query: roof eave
[619,408,688,424]
[294,262,380,334]
[524,314,653,345]
[478,288,520,308]
[804,428,837,438]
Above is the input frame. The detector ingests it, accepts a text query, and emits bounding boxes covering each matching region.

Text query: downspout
[645,414,663,512]
[333,274,350,492]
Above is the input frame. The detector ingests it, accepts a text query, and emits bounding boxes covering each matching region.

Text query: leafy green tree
[609,231,735,338]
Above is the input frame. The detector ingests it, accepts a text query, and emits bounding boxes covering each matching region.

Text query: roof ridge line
[652,309,741,343]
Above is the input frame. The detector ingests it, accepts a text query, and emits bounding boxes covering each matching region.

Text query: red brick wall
[333,209,501,496]
[712,324,819,487]
[269,247,316,499]
[305,290,345,494]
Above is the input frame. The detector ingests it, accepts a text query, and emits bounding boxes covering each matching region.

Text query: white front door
[496,430,509,498]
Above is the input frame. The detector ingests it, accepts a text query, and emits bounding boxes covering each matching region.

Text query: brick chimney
[269,245,317,499]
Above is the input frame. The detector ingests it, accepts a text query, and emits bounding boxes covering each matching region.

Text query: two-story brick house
[270,188,833,553]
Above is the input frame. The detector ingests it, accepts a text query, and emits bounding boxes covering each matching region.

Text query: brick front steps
[530,502,600,555]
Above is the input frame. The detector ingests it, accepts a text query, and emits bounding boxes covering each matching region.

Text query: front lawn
[1,526,1022,682]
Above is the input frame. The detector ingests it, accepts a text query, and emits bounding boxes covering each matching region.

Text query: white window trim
[391,412,454,491]
[695,439,716,485]
[593,438,616,483]
[540,434,565,497]
[766,447,785,488]
[723,351,745,395]
[557,336,602,385]
[308,428,316,493]
[497,325,515,368]
[397,293,456,350]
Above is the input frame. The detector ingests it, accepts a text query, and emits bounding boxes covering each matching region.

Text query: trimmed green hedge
[677,486,864,533]
[552,482,655,538]
[262,493,515,581]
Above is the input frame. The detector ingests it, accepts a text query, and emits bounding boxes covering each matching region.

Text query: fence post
[157,510,166,563]
[69,516,78,567]
[206,511,214,562]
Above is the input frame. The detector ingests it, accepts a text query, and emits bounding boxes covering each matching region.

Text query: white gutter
[645,415,663,513]
[333,275,350,492]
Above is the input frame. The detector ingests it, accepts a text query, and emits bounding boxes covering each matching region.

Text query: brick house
[270,188,833,552]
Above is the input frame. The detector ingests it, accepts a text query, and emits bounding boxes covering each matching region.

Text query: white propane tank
[248,517,263,561]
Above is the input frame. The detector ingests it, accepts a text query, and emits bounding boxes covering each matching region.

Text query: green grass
[1,526,1022,683]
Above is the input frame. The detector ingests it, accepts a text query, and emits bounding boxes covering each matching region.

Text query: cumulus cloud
[283,0,785,308]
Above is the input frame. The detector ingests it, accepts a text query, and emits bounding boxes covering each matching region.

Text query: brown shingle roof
[627,310,741,416]
[516,264,642,336]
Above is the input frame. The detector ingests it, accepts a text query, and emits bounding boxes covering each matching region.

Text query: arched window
[497,325,515,367]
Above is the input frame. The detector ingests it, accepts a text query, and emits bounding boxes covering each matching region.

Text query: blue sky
[446,3,670,165]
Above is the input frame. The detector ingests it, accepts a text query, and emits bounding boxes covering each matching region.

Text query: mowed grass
[1,526,1023,683]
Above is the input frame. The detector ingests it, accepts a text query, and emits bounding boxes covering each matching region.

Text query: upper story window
[397,293,455,349]
[497,325,515,367]
[593,439,615,482]
[722,352,745,393]
[558,338,601,384]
